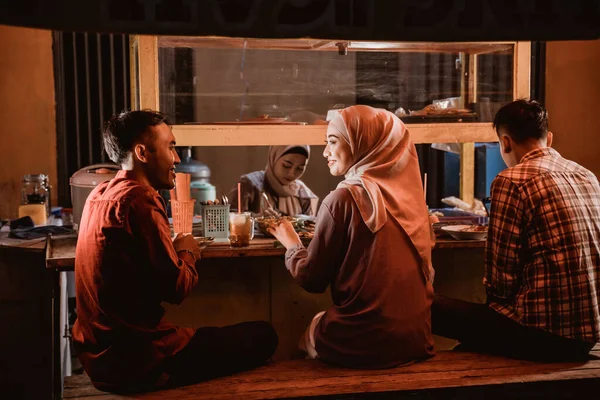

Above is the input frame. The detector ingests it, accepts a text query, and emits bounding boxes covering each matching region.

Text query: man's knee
[247,321,279,360]
[259,322,279,359]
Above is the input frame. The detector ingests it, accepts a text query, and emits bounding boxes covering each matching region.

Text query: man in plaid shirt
[432,99,600,360]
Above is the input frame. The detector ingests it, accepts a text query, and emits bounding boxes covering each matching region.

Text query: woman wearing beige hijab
[229,145,319,217]
[269,105,435,368]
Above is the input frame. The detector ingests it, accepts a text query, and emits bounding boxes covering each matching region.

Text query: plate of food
[241,115,288,123]
[194,236,215,248]
[184,115,307,125]
[440,224,488,240]
[274,232,314,248]
[255,216,299,236]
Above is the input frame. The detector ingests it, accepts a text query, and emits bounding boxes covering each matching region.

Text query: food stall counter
[44,234,484,271]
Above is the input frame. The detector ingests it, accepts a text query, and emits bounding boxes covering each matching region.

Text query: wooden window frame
[131,36,531,203]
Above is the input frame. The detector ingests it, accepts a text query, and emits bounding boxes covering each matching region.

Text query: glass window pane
[156,38,515,124]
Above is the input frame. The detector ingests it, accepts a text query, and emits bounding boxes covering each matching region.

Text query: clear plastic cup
[229,212,254,248]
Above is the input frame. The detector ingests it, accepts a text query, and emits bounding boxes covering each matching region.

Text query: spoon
[261,192,273,209]
[262,192,281,217]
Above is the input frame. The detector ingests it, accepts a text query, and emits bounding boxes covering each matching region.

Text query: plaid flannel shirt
[485,147,600,343]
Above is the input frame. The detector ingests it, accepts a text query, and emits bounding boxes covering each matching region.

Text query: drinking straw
[423,173,428,201]
[237,182,242,213]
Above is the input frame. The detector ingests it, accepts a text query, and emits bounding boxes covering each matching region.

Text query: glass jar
[21,174,51,216]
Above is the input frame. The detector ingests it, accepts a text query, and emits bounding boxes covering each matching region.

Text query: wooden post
[460,142,475,205]
[514,41,531,100]
[459,52,466,109]
[468,54,478,104]
[459,51,478,204]
[130,35,159,111]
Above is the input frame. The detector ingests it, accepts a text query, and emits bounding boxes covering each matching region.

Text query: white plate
[441,224,488,240]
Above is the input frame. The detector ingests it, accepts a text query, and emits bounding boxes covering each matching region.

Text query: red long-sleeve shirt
[72,170,197,390]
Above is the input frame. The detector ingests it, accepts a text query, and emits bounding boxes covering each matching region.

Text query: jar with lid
[21,174,52,216]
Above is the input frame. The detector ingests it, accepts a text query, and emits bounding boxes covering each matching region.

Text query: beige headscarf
[264,145,310,216]
[330,105,432,276]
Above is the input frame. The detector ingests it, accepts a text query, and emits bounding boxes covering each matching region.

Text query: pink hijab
[329,105,432,276]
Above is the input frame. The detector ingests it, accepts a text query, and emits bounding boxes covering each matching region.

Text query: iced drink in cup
[229,212,254,248]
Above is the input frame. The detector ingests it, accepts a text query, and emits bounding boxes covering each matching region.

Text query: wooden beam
[157,36,515,55]
[171,123,497,147]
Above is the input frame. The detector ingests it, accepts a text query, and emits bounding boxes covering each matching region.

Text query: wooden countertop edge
[44,236,484,270]
[435,239,486,249]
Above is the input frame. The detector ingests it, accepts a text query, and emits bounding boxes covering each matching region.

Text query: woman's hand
[267,219,302,249]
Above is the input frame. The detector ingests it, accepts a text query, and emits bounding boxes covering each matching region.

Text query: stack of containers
[170,173,195,235]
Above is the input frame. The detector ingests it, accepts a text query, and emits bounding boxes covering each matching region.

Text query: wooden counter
[44,234,484,271]
[0,231,487,366]
[0,232,61,399]
[0,232,47,252]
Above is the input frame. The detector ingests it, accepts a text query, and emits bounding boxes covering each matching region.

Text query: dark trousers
[158,320,278,388]
[432,295,594,362]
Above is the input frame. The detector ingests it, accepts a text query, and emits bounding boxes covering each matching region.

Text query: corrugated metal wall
[53,32,131,207]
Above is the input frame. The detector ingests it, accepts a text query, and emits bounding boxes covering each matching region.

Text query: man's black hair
[103,110,169,164]
[492,99,548,144]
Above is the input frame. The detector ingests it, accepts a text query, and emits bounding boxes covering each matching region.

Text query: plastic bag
[441,196,488,217]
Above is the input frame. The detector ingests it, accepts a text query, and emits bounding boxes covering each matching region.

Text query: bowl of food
[440,224,488,240]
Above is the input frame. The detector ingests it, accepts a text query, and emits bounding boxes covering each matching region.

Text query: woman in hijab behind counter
[229,145,319,217]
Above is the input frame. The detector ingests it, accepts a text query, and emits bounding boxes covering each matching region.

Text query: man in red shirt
[73,110,278,393]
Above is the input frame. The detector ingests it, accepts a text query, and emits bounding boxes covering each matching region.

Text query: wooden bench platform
[64,347,600,399]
